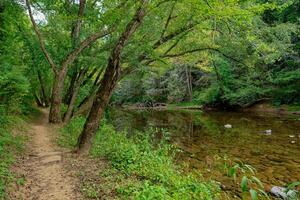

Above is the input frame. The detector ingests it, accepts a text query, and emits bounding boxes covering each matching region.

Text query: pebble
[289,135,295,138]
[224,124,232,128]
[265,129,272,134]
[290,140,296,144]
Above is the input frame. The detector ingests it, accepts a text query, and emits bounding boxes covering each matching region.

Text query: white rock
[290,140,296,144]
[224,124,232,129]
[265,129,272,134]
[289,135,295,138]
[270,186,298,199]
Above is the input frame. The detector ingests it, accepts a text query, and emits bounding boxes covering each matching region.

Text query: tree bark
[63,68,87,122]
[63,81,81,122]
[49,72,67,123]
[77,1,148,154]
[64,70,79,104]
[37,70,49,107]
[34,93,43,107]
[75,67,104,115]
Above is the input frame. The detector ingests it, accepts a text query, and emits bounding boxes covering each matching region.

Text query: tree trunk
[75,91,96,116]
[49,71,66,123]
[37,70,49,107]
[63,70,86,122]
[185,65,192,102]
[77,2,147,154]
[64,70,79,104]
[34,93,43,107]
[77,62,120,154]
[75,67,105,116]
[63,84,80,122]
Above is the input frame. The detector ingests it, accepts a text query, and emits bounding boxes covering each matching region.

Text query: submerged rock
[290,140,296,144]
[260,129,272,135]
[270,186,298,200]
[265,129,272,134]
[224,124,232,128]
[289,135,295,138]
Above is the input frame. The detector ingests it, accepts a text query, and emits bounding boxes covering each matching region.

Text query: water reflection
[109,109,300,193]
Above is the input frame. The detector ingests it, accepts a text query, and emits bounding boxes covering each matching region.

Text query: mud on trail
[9,109,81,200]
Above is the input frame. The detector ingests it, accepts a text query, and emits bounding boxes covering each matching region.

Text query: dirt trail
[11,109,80,200]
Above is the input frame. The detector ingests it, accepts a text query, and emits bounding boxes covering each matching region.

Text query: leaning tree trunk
[63,70,86,122]
[77,2,147,154]
[64,71,78,104]
[49,71,67,123]
[75,91,96,116]
[63,83,80,122]
[77,59,120,153]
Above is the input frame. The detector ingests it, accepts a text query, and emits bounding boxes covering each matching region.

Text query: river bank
[122,101,300,117]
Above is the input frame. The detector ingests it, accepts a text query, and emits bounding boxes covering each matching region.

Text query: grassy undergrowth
[60,117,220,199]
[0,111,26,199]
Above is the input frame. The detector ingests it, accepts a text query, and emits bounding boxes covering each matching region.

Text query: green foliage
[0,113,24,199]
[223,158,270,200]
[91,124,219,199]
[58,116,86,148]
[60,119,219,199]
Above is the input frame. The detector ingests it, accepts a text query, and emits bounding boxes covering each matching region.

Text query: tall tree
[77,0,148,154]
[25,0,110,123]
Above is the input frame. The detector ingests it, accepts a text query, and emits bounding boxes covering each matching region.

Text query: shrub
[60,119,220,199]
[91,123,219,199]
[0,112,23,199]
[58,116,86,148]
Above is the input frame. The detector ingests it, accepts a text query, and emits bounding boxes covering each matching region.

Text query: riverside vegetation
[60,116,220,199]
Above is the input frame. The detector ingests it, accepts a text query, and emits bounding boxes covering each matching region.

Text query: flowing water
[109,108,300,198]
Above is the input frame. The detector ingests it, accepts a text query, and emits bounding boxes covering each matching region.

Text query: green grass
[0,114,25,199]
[286,104,300,112]
[61,117,219,199]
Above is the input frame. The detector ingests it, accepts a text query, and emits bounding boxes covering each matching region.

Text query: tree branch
[160,2,176,40]
[61,28,111,72]
[25,0,58,75]
[153,22,196,49]
[162,47,248,67]
[71,0,86,46]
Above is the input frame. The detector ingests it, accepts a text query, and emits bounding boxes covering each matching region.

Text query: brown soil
[8,109,82,200]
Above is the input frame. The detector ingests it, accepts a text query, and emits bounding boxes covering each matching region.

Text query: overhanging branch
[25,0,58,75]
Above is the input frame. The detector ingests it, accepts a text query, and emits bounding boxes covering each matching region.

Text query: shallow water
[109,109,300,197]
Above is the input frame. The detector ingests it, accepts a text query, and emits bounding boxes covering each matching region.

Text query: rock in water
[224,124,232,129]
[265,129,272,135]
[270,186,298,199]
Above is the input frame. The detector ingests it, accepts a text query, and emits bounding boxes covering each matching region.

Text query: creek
[109,108,300,198]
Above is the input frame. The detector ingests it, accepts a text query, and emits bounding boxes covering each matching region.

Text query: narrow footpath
[10,109,81,200]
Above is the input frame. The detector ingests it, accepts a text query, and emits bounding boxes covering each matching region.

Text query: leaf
[251,176,264,188]
[258,189,270,200]
[244,164,256,174]
[250,189,258,200]
[241,176,248,192]
[287,181,300,190]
